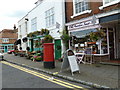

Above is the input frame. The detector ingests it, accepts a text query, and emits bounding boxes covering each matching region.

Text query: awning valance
[70,28,97,38]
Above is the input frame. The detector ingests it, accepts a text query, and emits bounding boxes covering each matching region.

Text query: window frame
[71,0,91,18]
[2,38,9,43]
[45,7,55,28]
[31,17,37,32]
[99,0,119,10]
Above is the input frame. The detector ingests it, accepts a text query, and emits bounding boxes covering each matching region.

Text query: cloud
[0,0,36,30]
[4,10,28,18]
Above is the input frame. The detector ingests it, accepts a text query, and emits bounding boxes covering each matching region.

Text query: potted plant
[32,53,43,62]
[43,35,54,43]
[60,29,70,49]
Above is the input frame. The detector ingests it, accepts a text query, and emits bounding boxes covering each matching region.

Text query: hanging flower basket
[87,42,96,44]
[43,35,54,43]
[89,28,106,41]
[41,29,49,35]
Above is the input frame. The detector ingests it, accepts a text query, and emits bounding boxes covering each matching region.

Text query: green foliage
[43,35,54,43]
[41,28,49,35]
[89,28,106,41]
[32,53,43,61]
[27,31,41,37]
[60,29,70,42]
[27,29,49,37]
[35,42,39,47]
[60,29,70,49]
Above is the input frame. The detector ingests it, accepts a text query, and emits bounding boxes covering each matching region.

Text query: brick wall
[0,29,18,44]
[65,0,119,23]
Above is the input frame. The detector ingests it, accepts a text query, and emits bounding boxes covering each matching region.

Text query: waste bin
[43,43,55,68]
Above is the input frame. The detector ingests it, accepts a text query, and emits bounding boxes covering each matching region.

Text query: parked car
[7,50,15,54]
[0,51,4,60]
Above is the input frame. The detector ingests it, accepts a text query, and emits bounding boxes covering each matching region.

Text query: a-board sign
[68,55,80,74]
[61,50,80,76]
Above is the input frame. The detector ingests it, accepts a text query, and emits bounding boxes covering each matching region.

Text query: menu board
[61,54,80,76]
[68,56,80,75]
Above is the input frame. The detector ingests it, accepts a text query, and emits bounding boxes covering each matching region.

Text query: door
[5,46,8,52]
[29,39,33,52]
[109,29,115,60]
[55,40,61,60]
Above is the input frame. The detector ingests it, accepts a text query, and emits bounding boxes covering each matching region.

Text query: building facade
[65,0,120,60]
[0,29,18,52]
[18,0,66,60]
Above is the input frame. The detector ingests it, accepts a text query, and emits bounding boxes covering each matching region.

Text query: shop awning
[70,28,97,38]
[100,13,120,24]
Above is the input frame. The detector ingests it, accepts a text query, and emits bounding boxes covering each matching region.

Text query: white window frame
[45,7,55,28]
[2,38,9,43]
[71,0,92,18]
[99,0,119,10]
[31,17,37,31]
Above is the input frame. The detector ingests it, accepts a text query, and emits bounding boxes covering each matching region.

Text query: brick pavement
[3,54,119,88]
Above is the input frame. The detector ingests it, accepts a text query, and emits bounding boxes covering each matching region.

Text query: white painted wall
[18,0,65,53]
[18,15,28,51]
[27,0,65,38]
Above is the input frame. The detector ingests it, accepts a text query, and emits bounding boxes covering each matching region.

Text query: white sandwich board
[61,49,80,76]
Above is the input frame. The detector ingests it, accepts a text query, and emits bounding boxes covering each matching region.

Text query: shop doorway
[55,40,61,60]
[109,28,115,60]
[30,39,33,52]
[4,46,8,52]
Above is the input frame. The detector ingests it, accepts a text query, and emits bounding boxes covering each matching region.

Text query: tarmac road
[1,61,92,89]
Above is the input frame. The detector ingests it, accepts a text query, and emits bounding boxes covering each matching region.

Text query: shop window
[8,46,14,50]
[1,46,4,49]
[101,29,108,54]
[70,28,109,54]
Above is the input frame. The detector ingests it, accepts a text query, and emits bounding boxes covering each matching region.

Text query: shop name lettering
[68,20,94,30]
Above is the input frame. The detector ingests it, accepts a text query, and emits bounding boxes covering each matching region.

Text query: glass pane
[104,0,110,4]
[52,15,54,25]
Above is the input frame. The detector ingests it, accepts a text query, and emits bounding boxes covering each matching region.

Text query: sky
[0,0,37,30]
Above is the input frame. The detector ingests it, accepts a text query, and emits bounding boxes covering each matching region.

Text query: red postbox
[43,43,55,68]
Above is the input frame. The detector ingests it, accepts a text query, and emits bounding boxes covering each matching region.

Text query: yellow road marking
[1,61,88,90]
[53,72,59,75]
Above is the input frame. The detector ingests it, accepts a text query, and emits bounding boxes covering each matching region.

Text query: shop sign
[61,50,80,76]
[68,18,99,31]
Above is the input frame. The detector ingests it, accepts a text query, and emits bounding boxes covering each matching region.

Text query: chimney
[13,24,16,30]
[35,0,43,6]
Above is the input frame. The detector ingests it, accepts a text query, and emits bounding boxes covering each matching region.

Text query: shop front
[66,16,110,62]
[28,35,43,52]
[100,13,120,60]
[0,44,14,53]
